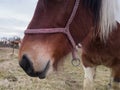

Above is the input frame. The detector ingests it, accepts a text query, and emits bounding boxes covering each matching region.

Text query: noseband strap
[25,0,81,66]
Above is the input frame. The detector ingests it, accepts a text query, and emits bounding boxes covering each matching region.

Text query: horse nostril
[19,55,34,76]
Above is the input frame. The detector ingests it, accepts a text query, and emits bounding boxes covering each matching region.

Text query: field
[0,48,111,90]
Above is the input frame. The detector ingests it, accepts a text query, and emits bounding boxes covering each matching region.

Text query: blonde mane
[99,0,118,41]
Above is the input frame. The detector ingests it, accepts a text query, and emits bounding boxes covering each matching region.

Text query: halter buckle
[71,58,80,66]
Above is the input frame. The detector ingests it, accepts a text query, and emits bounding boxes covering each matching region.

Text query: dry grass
[0,48,111,90]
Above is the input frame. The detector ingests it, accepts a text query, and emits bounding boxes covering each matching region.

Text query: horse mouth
[38,60,50,79]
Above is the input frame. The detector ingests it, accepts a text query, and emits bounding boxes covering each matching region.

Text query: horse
[19,0,120,90]
[10,40,21,48]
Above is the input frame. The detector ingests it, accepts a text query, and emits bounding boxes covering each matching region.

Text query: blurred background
[0,0,37,39]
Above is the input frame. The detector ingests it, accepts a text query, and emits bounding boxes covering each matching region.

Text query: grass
[0,47,111,90]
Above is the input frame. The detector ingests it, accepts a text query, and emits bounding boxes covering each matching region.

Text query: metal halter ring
[71,58,80,66]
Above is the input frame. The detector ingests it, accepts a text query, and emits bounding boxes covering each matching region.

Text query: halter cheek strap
[25,0,81,66]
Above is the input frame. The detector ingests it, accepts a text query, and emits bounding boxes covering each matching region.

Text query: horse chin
[38,60,51,79]
[38,60,56,79]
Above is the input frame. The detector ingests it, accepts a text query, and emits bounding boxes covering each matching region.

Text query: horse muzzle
[19,55,50,79]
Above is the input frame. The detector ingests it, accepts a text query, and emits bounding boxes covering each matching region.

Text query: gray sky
[0,0,37,38]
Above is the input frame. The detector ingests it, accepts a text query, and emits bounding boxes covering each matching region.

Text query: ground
[0,48,111,90]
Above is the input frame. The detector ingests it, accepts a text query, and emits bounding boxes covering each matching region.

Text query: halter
[25,0,81,66]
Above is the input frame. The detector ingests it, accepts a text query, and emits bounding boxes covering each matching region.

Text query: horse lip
[38,60,50,79]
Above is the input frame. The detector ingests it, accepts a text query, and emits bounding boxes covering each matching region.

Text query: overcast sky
[0,0,37,38]
[0,0,120,39]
